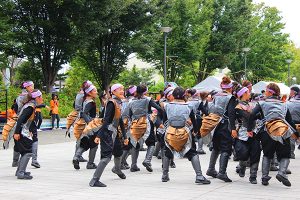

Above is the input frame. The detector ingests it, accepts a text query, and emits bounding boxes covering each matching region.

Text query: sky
[254,0,300,47]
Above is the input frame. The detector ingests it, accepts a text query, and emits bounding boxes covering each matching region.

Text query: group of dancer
[3,77,300,188]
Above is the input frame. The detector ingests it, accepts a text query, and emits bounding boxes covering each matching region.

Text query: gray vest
[188,99,200,115]
[75,93,84,111]
[209,93,232,116]
[165,102,191,127]
[19,101,36,139]
[259,99,287,122]
[287,99,300,123]
[128,97,150,120]
[16,90,28,115]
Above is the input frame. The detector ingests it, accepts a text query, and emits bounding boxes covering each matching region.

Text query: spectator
[50,94,60,129]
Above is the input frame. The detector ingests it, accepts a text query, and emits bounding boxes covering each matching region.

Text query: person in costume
[232,86,261,184]
[247,83,299,187]
[161,87,210,184]
[73,84,99,170]
[89,83,128,187]
[125,84,163,172]
[205,76,237,182]
[13,89,43,179]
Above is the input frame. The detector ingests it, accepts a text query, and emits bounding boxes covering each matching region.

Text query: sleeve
[227,97,237,131]
[119,117,127,139]
[189,110,198,134]
[81,102,94,123]
[36,104,47,109]
[198,101,209,116]
[247,104,262,132]
[14,107,34,134]
[97,101,115,138]
[286,109,299,136]
[50,100,54,110]
[149,100,163,116]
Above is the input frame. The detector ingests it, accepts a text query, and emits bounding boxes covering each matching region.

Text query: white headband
[85,85,96,93]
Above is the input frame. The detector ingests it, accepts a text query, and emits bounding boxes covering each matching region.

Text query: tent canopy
[193,76,222,92]
[252,81,290,95]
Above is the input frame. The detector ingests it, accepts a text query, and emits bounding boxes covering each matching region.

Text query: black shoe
[78,156,88,162]
[276,174,291,187]
[17,173,33,180]
[195,176,211,184]
[162,174,170,182]
[262,176,271,186]
[130,166,140,172]
[197,149,206,155]
[216,173,232,182]
[86,163,97,169]
[73,159,80,170]
[31,162,41,168]
[142,162,153,172]
[170,161,176,168]
[238,167,246,178]
[90,181,107,187]
[270,165,279,171]
[286,169,292,174]
[206,169,218,178]
[121,163,130,170]
[290,154,295,159]
[112,167,126,179]
[157,155,162,159]
[249,177,257,184]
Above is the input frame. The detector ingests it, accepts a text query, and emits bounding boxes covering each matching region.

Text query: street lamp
[161,27,172,83]
[292,77,297,85]
[286,59,292,86]
[242,47,251,80]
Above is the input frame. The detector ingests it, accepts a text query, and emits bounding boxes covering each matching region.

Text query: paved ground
[0,129,300,200]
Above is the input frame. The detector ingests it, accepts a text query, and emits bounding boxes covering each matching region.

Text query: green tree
[15,61,44,88]
[115,65,154,86]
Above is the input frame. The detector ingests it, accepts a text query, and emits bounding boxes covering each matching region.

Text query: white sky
[254,0,300,47]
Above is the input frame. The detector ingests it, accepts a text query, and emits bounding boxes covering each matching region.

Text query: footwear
[286,169,292,174]
[12,151,20,167]
[249,162,259,184]
[90,157,111,187]
[276,158,291,187]
[270,165,279,171]
[216,152,232,182]
[170,159,176,168]
[238,161,246,178]
[191,155,210,184]
[57,127,62,130]
[197,149,206,155]
[73,160,80,170]
[78,156,88,162]
[157,151,162,159]
[37,129,42,132]
[16,153,33,180]
[121,150,130,170]
[86,162,97,169]
[162,157,170,182]
[31,162,41,168]
[261,156,272,186]
[89,178,107,187]
[206,149,219,178]
[142,146,155,172]
[197,139,206,155]
[112,157,126,179]
[130,148,140,172]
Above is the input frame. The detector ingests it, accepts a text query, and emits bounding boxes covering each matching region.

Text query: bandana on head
[23,81,33,88]
[111,84,123,92]
[221,83,233,89]
[85,85,96,93]
[164,87,174,96]
[143,87,148,95]
[128,86,137,95]
[167,90,174,97]
[31,90,42,98]
[267,88,276,94]
[237,87,249,98]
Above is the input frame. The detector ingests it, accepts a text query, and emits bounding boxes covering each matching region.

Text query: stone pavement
[0,129,300,200]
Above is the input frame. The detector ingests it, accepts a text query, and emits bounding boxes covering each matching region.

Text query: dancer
[205,76,237,182]
[73,84,98,170]
[14,89,43,179]
[247,83,299,187]
[126,84,163,172]
[162,87,210,184]
[89,83,128,187]
[232,86,261,184]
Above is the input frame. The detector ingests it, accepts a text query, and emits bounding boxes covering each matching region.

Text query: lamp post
[292,77,297,85]
[242,47,251,80]
[286,59,292,86]
[161,27,172,83]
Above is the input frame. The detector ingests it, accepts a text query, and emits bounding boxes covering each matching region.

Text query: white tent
[252,81,290,95]
[193,76,222,92]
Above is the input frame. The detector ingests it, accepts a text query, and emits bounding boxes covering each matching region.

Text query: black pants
[80,135,98,151]
[234,137,261,165]
[14,135,33,156]
[51,114,60,128]
[35,112,43,129]
[260,130,291,161]
[100,129,123,159]
[212,120,233,154]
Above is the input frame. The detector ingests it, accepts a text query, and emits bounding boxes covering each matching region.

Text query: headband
[164,87,174,96]
[143,87,148,95]
[111,83,123,92]
[167,90,174,97]
[85,85,96,93]
[23,81,33,88]
[267,88,276,94]
[237,87,249,98]
[31,90,42,98]
[221,83,233,89]
[128,86,137,95]
[246,83,252,88]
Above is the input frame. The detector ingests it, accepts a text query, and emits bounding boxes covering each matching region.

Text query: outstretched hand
[94,137,101,144]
